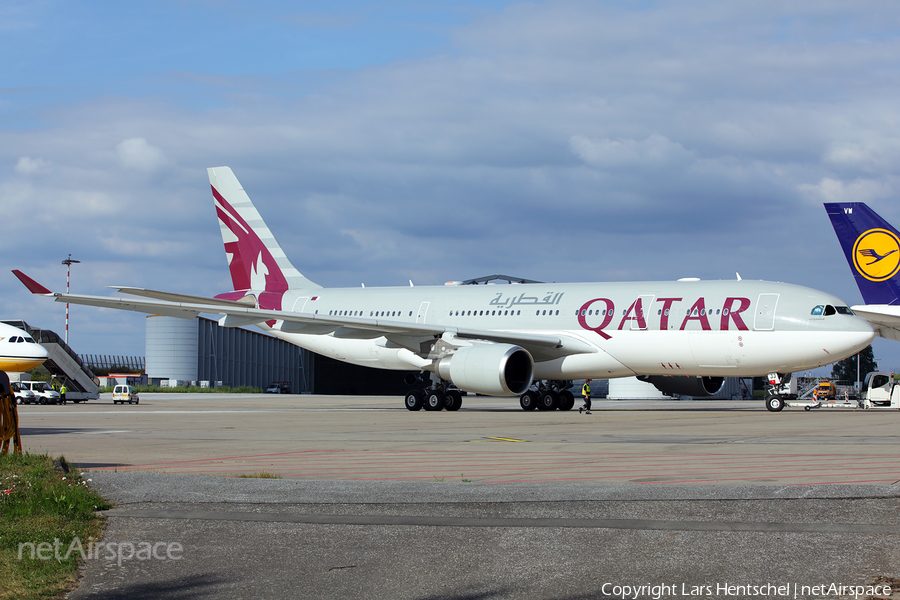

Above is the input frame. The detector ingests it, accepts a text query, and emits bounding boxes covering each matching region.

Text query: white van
[11,382,36,405]
[19,381,60,405]
[112,385,140,404]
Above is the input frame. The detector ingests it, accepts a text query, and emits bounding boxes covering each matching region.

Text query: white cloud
[824,138,900,173]
[569,134,693,169]
[797,177,893,204]
[116,138,167,172]
[14,156,53,175]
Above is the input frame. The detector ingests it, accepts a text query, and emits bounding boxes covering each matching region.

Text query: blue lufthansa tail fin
[825,202,900,305]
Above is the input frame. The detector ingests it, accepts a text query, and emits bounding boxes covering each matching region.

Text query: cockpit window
[811,305,841,316]
[835,306,854,315]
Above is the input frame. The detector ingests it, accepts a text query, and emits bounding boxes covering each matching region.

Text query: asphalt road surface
[13,393,900,599]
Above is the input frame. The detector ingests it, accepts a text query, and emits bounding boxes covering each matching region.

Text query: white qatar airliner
[14,167,874,412]
[0,322,48,373]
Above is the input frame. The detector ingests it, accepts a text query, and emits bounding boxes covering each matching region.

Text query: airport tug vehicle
[765,371,900,412]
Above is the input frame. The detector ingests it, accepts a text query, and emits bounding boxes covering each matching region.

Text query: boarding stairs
[2,321,100,401]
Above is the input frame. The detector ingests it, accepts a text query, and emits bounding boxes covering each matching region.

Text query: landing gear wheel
[424,390,445,411]
[445,390,463,411]
[765,395,785,412]
[537,391,559,411]
[558,390,575,411]
[520,390,538,411]
[405,390,424,411]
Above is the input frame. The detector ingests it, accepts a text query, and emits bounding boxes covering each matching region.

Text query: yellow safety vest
[582,382,590,397]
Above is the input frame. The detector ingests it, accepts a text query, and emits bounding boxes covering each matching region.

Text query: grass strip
[0,454,110,599]
[237,471,282,479]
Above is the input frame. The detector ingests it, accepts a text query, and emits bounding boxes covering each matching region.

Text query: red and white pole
[61,254,80,346]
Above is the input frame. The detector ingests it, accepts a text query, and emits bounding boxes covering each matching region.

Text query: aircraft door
[416,302,430,323]
[291,297,310,312]
[754,294,779,331]
[631,295,655,330]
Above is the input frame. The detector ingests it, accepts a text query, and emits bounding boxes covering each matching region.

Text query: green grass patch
[237,472,282,479]
[0,453,111,600]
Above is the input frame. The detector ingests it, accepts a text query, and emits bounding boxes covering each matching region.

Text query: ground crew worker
[59,384,67,405]
[579,379,592,414]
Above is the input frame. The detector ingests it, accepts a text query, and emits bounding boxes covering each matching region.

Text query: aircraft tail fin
[825,202,900,305]
[208,167,321,293]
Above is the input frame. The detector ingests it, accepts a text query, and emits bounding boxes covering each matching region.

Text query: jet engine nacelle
[637,375,725,397]
[436,344,534,397]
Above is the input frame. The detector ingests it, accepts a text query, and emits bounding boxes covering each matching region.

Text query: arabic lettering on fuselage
[489,291,564,308]
[577,296,753,340]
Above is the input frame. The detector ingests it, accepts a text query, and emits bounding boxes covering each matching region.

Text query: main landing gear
[404,376,577,413]
[519,381,576,412]
[404,374,463,412]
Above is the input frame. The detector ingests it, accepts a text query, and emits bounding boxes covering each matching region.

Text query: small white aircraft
[0,322,49,372]
[14,167,874,412]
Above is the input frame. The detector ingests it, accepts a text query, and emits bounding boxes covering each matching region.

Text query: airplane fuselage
[258,279,874,380]
[0,323,49,373]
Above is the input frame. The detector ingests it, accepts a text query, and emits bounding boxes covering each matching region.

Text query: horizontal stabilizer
[218,314,268,328]
[850,305,900,342]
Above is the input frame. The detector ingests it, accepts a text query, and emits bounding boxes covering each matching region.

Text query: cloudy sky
[3,0,900,374]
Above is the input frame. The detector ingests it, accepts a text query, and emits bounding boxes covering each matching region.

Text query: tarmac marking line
[102,508,900,534]
[84,448,900,486]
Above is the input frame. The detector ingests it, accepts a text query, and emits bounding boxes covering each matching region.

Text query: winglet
[11,270,54,295]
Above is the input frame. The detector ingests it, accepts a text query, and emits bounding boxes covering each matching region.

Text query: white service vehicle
[860,372,900,409]
[112,385,140,404]
[11,382,36,405]
[19,381,60,405]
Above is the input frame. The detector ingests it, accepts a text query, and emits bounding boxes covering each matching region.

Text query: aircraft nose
[841,320,876,353]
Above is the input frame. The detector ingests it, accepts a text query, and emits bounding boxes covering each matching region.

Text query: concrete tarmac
[13,393,900,599]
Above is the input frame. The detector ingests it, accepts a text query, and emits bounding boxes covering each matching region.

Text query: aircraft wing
[107,287,258,308]
[851,304,900,342]
[12,271,596,361]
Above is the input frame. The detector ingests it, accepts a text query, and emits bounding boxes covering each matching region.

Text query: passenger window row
[448,309,566,317]
[326,310,415,318]
[450,310,523,317]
